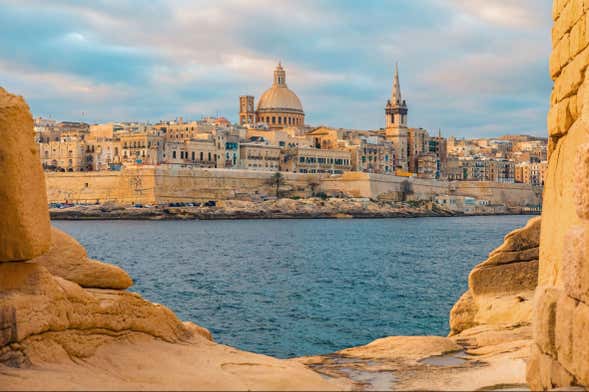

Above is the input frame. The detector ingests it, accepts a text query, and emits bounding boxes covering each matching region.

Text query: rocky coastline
[49,198,539,221]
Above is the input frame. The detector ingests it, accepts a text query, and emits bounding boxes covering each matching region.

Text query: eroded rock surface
[527,1,589,389]
[449,216,540,336]
[34,227,132,290]
[0,88,51,261]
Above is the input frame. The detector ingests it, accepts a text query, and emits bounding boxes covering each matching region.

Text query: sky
[0,0,553,138]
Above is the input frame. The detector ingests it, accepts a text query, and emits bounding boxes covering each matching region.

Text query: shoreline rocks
[48,198,540,221]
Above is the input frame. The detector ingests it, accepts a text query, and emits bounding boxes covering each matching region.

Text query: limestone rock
[489,216,541,256]
[0,262,191,354]
[469,260,538,296]
[527,344,575,391]
[533,287,561,357]
[574,143,589,219]
[0,87,51,261]
[449,290,477,335]
[336,335,461,361]
[33,227,132,290]
[562,224,589,303]
[449,217,539,336]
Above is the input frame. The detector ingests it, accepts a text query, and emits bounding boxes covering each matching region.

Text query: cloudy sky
[0,0,552,137]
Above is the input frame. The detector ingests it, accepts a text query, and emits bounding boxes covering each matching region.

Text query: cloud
[0,0,553,137]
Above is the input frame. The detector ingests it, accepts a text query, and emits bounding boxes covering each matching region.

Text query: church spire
[391,62,402,105]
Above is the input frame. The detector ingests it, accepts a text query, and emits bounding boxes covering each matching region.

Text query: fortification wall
[46,165,539,207]
[46,168,157,204]
[527,0,589,389]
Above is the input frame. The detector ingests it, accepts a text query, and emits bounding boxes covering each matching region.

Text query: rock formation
[527,0,589,389]
[449,217,540,335]
[0,87,51,261]
[0,88,339,390]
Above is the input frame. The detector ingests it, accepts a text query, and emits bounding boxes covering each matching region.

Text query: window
[208,152,212,161]
[272,116,276,124]
[278,117,282,124]
[173,151,177,159]
[192,152,195,160]
[200,152,204,161]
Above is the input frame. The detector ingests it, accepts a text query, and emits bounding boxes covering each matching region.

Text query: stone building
[239,142,281,171]
[39,134,88,171]
[515,161,548,186]
[417,152,438,179]
[119,133,163,165]
[239,63,305,130]
[163,139,217,168]
[348,136,396,174]
[281,146,352,174]
[384,64,409,170]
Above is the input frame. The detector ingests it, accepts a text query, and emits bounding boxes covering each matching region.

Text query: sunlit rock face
[0,87,51,261]
[527,0,589,389]
[449,217,540,336]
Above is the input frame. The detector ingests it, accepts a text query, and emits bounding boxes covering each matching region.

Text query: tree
[267,172,286,198]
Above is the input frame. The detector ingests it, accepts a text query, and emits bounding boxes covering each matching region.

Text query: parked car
[203,200,216,207]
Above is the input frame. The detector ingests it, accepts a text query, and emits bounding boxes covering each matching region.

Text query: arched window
[278,117,282,124]
[272,116,276,124]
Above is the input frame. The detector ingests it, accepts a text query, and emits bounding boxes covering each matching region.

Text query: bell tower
[385,63,409,171]
[273,62,287,87]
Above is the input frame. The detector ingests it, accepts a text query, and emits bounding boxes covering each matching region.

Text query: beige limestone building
[239,142,281,171]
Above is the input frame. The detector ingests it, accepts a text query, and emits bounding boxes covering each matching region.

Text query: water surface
[54,215,530,358]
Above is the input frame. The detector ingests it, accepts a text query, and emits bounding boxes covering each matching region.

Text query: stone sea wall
[45,165,541,206]
[527,0,589,389]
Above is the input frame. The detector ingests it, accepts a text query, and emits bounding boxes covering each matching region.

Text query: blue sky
[0,0,552,137]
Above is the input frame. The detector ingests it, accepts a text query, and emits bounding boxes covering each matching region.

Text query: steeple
[391,62,402,105]
[273,62,287,87]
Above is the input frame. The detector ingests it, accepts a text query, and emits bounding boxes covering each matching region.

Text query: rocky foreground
[1,219,541,391]
[47,198,534,220]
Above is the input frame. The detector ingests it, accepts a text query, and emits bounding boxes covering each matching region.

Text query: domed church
[239,63,305,130]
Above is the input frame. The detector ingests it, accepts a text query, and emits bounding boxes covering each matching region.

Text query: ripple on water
[54,216,530,358]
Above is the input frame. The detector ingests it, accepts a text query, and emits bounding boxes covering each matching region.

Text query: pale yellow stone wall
[527,1,589,389]
[46,166,540,206]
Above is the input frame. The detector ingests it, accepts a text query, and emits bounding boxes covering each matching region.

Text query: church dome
[257,63,304,114]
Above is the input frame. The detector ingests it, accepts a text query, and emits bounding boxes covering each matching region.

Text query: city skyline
[0,0,552,137]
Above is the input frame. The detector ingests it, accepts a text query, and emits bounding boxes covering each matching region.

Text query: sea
[54,215,530,358]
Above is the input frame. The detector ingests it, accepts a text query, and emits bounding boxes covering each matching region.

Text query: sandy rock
[469,259,538,296]
[533,287,561,357]
[449,217,539,336]
[555,293,589,385]
[337,336,461,361]
[563,224,589,303]
[574,143,589,219]
[0,262,191,356]
[472,292,534,328]
[0,88,51,261]
[449,291,477,335]
[33,227,132,290]
[489,216,541,256]
[527,343,575,391]
[0,333,341,391]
